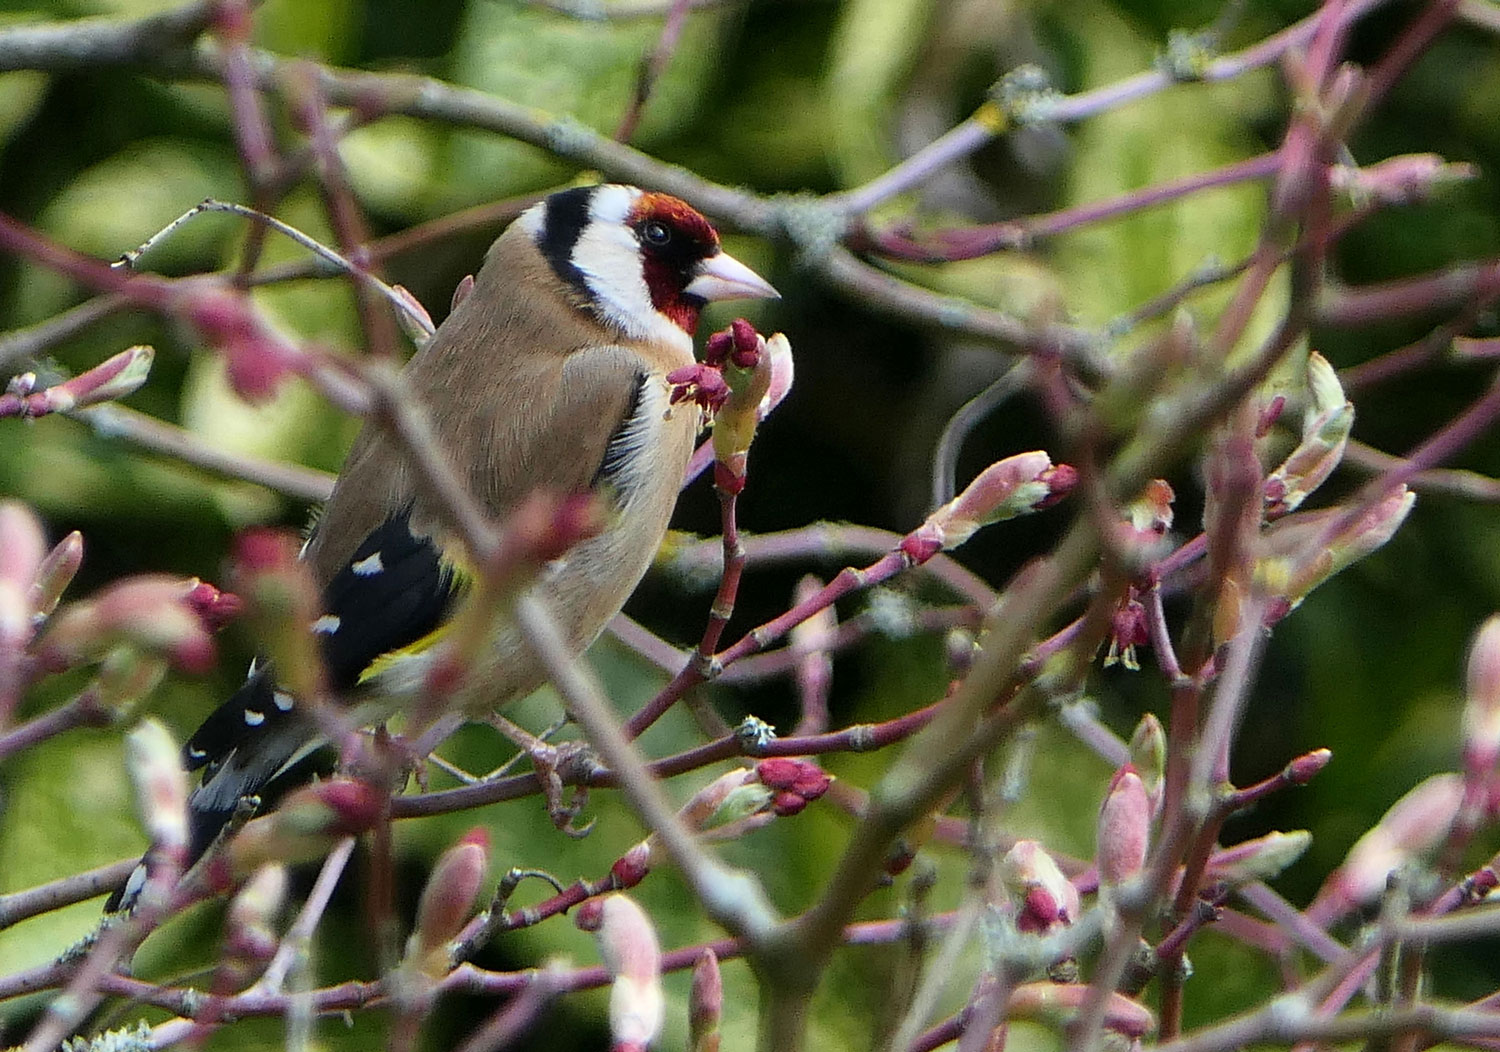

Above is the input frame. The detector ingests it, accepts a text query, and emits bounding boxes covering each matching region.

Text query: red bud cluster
[756,757,832,816]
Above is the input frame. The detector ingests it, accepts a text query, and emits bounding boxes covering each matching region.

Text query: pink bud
[1314,773,1465,919]
[689,949,722,1052]
[0,501,46,653]
[1001,840,1080,934]
[1464,615,1500,774]
[579,895,663,1052]
[27,345,154,416]
[611,842,653,888]
[36,575,217,673]
[920,451,1066,552]
[1285,748,1332,785]
[1007,982,1155,1039]
[183,578,243,631]
[1256,395,1286,437]
[228,778,384,875]
[409,827,489,976]
[1330,153,1476,206]
[1207,830,1312,885]
[759,333,794,420]
[126,718,189,856]
[1097,766,1151,886]
[1127,714,1166,798]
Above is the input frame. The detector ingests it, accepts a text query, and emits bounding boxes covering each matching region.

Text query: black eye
[641,221,672,247]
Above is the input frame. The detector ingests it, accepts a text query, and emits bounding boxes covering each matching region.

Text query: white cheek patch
[571,187,693,353]
[312,614,341,635]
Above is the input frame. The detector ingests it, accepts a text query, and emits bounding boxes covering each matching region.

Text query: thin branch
[75,403,336,502]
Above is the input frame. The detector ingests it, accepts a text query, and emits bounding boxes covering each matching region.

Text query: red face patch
[629,193,722,335]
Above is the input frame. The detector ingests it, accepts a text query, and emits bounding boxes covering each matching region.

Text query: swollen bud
[36,575,218,674]
[29,530,84,619]
[0,502,46,680]
[1208,830,1313,885]
[407,828,490,977]
[1097,766,1151,888]
[577,895,664,1052]
[232,528,324,699]
[904,452,1074,561]
[126,718,189,858]
[1127,714,1166,799]
[228,778,384,875]
[1264,353,1353,518]
[1463,615,1500,776]
[756,757,833,817]
[1311,772,1464,921]
[689,949,722,1052]
[1000,839,1080,934]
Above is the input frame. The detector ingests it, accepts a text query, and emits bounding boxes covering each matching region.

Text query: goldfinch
[159,184,778,875]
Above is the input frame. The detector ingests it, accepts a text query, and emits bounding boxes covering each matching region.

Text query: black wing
[180,508,459,858]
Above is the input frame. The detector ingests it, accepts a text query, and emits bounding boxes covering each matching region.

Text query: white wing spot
[243,709,266,726]
[312,614,341,634]
[352,552,384,576]
[187,746,207,760]
[272,691,294,712]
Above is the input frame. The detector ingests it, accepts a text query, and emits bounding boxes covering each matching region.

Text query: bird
[108,184,778,909]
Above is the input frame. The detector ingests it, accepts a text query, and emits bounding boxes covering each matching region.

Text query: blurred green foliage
[2,0,1500,1048]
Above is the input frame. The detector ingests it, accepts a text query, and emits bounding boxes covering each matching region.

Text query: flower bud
[36,575,217,673]
[904,452,1072,561]
[1127,714,1166,799]
[126,718,189,857]
[1313,772,1464,919]
[1330,153,1476,207]
[760,333,794,419]
[1264,353,1353,518]
[1097,766,1151,887]
[1463,615,1500,775]
[407,828,489,977]
[1007,982,1155,1039]
[689,949,722,1052]
[1258,488,1415,612]
[756,757,832,817]
[29,345,155,416]
[228,778,383,875]
[1123,479,1175,542]
[0,501,46,658]
[577,895,663,1052]
[677,768,771,833]
[1000,839,1080,934]
[1208,830,1312,885]
[711,325,775,478]
[182,578,243,631]
[29,530,83,619]
[611,841,653,888]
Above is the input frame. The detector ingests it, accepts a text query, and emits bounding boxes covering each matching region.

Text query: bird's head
[518,184,778,344]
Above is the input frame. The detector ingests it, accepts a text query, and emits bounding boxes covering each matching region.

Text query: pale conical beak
[684,250,779,302]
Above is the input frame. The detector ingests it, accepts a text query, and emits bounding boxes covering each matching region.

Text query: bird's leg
[485,714,595,837]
